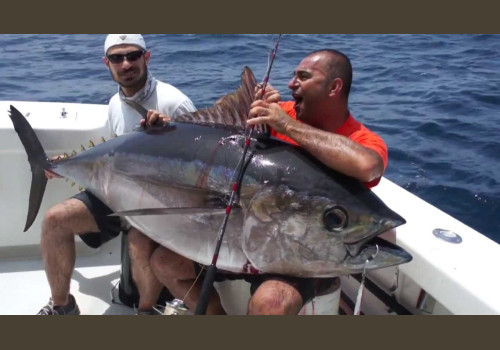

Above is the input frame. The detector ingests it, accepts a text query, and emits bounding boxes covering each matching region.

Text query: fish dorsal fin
[171,67,269,138]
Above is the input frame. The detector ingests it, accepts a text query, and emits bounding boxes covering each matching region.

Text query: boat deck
[0,236,342,315]
[0,238,133,315]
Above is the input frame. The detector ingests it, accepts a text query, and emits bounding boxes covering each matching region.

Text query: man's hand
[45,155,63,179]
[45,170,62,180]
[247,100,294,135]
[140,110,171,128]
[254,83,281,103]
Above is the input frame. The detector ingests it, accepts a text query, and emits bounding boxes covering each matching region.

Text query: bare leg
[150,246,226,315]
[128,228,163,311]
[247,279,303,315]
[41,199,99,306]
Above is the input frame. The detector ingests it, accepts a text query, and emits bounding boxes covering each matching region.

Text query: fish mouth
[343,236,413,272]
[343,215,406,257]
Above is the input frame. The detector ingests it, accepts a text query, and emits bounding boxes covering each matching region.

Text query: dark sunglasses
[106,50,145,64]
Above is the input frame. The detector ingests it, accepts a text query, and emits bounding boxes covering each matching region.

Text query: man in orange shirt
[243,49,387,314]
[150,49,388,315]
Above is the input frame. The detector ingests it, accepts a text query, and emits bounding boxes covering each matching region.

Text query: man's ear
[144,51,151,65]
[329,78,343,97]
[102,57,110,68]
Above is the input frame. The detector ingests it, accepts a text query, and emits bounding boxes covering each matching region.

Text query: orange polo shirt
[271,101,388,188]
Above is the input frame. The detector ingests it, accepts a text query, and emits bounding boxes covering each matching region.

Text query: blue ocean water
[1,34,499,243]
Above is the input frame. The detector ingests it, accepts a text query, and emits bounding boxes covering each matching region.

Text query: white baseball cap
[104,34,147,55]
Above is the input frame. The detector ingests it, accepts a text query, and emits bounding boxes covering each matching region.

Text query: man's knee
[248,280,303,315]
[150,247,195,281]
[128,229,157,259]
[43,202,77,233]
[150,247,174,278]
[43,205,62,230]
[128,229,156,250]
[42,199,96,236]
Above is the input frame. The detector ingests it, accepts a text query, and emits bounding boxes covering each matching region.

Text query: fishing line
[182,264,205,302]
[194,34,284,315]
[151,263,206,315]
[354,244,379,315]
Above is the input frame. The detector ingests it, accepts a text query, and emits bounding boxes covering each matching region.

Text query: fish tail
[8,105,50,232]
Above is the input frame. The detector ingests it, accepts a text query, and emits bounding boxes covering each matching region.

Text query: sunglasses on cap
[106,50,146,64]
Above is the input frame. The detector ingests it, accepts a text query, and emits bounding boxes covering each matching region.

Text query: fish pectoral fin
[110,206,241,217]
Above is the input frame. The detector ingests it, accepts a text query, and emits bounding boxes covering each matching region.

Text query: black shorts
[73,191,123,249]
[194,263,340,305]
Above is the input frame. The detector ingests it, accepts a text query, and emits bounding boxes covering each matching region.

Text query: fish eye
[323,207,348,232]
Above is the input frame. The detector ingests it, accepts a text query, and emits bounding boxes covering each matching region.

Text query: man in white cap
[38,34,196,315]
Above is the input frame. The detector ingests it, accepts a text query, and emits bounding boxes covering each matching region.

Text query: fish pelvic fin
[8,105,50,232]
[171,67,269,138]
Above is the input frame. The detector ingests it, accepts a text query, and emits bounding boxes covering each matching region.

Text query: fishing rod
[194,34,283,315]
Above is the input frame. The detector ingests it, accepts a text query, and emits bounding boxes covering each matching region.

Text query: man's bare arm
[247,101,384,183]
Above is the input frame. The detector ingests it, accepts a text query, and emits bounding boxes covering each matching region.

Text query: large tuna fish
[8,67,411,278]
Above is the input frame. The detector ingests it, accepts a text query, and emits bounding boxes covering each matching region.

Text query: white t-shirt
[107,80,196,137]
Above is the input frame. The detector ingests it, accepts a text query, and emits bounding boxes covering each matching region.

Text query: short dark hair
[307,49,353,99]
